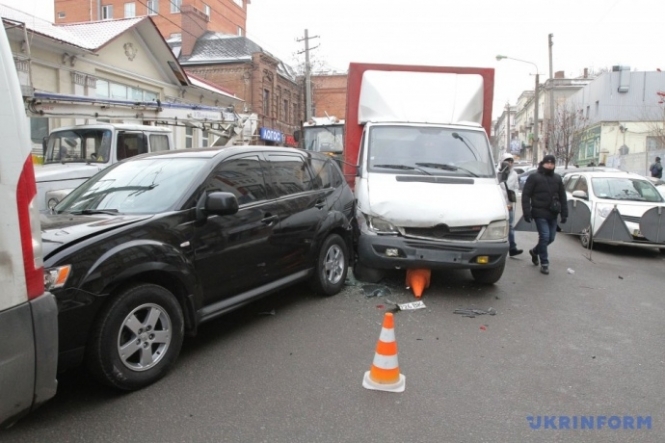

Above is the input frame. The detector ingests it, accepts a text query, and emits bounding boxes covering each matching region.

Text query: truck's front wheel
[470,261,506,285]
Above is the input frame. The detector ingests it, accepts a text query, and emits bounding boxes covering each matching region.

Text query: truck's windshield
[367,126,495,178]
[45,129,112,164]
[303,125,344,153]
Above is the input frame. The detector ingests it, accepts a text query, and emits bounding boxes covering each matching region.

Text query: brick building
[168,8,301,145]
[53,0,248,38]
[311,73,347,119]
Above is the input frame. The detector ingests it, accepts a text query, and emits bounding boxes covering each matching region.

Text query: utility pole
[548,33,554,157]
[296,29,319,120]
[534,73,540,165]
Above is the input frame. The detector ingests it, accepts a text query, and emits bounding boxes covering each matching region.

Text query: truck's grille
[401,224,481,241]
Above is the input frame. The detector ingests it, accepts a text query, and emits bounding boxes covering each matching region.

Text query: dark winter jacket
[521,166,568,220]
[650,161,663,178]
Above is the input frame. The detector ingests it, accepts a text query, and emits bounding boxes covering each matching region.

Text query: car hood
[41,213,152,257]
[358,173,507,227]
[35,162,106,183]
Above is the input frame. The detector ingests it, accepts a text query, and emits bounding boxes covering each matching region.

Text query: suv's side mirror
[196,191,239,221]
[572,190,588,200]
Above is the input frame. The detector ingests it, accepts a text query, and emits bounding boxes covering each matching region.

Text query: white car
[564,171,665,251]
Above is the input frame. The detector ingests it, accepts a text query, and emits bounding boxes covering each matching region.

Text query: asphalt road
[3,231,665,443]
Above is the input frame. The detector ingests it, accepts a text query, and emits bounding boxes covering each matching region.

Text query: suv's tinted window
[310,158,332,189]
[266,154,314,196]
[205,155,267,205]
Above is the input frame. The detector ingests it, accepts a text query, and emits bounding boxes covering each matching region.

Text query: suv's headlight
[480,220,508,241]
[44,265,71,290]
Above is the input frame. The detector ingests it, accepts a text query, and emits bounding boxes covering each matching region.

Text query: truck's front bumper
[357,234,508,270]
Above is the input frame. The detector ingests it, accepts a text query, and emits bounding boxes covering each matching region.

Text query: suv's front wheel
[310,233,348,296]
[86,283,184,390]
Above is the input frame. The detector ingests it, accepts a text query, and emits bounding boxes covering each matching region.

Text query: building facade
[311,73,347,119]
[53,0,249,39]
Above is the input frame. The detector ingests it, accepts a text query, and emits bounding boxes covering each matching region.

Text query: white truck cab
[0,25,58,428]
[36,123,173,210]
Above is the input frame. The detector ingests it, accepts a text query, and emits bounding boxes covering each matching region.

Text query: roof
[169,33,297,82]
[59,17,146,50]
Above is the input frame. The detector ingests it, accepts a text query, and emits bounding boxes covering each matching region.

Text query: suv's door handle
[315,199,325,209]
[262,214,278,226]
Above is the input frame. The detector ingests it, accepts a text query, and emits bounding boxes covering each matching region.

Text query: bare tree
[546,103,589,167]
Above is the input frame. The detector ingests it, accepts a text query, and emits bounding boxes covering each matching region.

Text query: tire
[352,261,385,284]
[310,234,349,296]
[580,225,593,249]
[86,283,184,391]
[471,260,506,285]
[659,248,665,255]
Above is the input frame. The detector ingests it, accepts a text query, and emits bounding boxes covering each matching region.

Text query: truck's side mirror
[42,137,48,155]
[293,129,301,142]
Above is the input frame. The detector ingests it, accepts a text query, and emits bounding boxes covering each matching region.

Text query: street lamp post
[496,55,540,165]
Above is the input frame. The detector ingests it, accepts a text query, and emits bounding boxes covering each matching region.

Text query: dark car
[41,147,355,390]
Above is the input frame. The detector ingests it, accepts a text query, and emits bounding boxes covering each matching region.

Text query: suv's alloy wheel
[310,234,348,296]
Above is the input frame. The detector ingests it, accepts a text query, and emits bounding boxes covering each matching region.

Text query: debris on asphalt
[344,269,360,286]
[618,275,624,279]
[362,284,391,297]
[453,307,497,318]
[397,300,426,311]
[567,268,575,274]
[479,325,487,331]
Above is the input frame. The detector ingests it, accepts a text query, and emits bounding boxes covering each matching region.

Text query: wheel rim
[117,303,172,372]
[323,244,345,285]
[580,226,591,248]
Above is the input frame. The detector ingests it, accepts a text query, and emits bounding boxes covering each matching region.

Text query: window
[283,99,289,123]
[201,130,209,147]
[149,134,170,152]
[263,89,270,116]
[101,5,113,19]
[57,11,66,18]
[30,118,49,145]
[185,126,193,148]
[266,154,314,196]
[96,79,157,102]
[203,3,210,17]
[565,175,579,192]
[170,0,181,13]
[647,136,665,152]
[309,158,332,189]
[206,156,267,205]
[117,133,147,160]
[124,2,135,17]
[237,26,243,36]
[147,0,158,15]
[293,103,298,126]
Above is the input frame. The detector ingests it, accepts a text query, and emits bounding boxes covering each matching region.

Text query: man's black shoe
[540,266,549,275]
[529,249,539,266]
[509,249,523,257]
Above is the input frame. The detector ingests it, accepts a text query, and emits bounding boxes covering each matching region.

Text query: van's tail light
[17,155,44,300]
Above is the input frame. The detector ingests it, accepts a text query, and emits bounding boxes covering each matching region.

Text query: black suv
[42,147,355,390]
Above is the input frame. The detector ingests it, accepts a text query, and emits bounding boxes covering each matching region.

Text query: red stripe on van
[17,155,43,299]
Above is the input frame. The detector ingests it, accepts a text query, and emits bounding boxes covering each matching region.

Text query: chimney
[181,5,209,57]
[554,70,565,79]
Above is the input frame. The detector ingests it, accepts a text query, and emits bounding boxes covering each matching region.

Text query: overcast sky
[4,0,664,118]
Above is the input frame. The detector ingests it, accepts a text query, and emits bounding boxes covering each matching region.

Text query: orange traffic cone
[406,268,431,298]
[362,312,405,392]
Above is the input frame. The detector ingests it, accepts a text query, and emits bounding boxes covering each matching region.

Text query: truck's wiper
[373,164,431,175]
[66,209,120,215]
[415,162,479,177]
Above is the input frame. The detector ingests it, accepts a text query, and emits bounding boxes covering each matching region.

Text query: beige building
[1,4,243,152]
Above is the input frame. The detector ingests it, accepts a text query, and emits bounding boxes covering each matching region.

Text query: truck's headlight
[480,220,508,241]
[46,189,73,210]
[369,216,399,234]
[44,265,71,290]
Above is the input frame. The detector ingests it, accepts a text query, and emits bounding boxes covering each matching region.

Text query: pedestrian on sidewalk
[498,153,522,257]
[521,155,567,275]
[650,156,662,179]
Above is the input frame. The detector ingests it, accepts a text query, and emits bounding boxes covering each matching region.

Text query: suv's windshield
[591,177,663,202]
[367,126,495,177]
[45,129,112,164]
[303,125,344,153]
[55,157,207,214]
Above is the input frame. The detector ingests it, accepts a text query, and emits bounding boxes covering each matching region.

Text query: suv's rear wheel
[310,234,348,296]
[580,225,593,249]
[86,283,184,390]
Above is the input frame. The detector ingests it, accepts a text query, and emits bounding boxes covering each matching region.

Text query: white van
[36,123,173,211]
[0,25,58,428]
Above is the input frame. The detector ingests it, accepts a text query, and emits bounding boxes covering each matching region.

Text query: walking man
[521,155,567,275]
[650,156,662,179]
[499,153,522,257]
